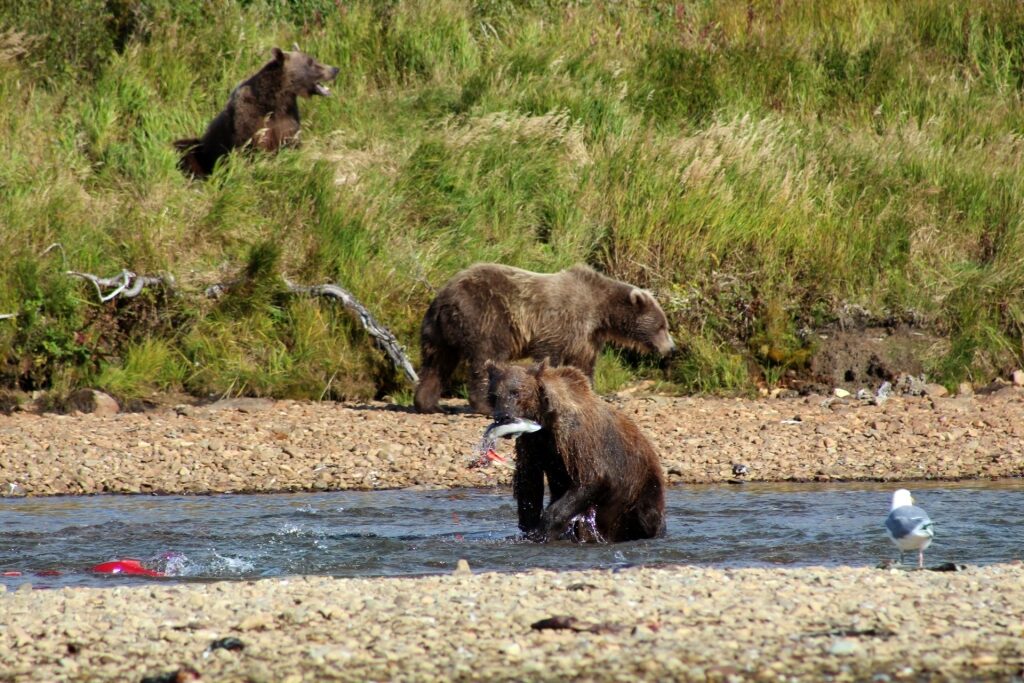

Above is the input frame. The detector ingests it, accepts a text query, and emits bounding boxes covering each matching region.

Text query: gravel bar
[2,565,1023,682]
[2,390,1024,497]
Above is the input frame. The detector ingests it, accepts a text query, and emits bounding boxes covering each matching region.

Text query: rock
[957,382,974,397]
[894,373,928,396]
[923,383,949,398]
[829,639,860,656]
[1013,369,1024,387]
[65,389,119,416]
[833,388,851,398]
[453,559,472,576]
[238,613,274,631]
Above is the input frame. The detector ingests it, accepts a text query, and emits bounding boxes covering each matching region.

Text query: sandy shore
[2,389,1024,497]
[2,565,1023,682]
[3,389,1024,681]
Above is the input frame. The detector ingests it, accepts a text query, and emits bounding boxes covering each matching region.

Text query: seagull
[885,489,935,568]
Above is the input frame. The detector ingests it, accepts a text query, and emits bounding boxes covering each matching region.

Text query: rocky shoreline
[2,388,1024,497]
[3,389,1024,681]
[2,565,1023,682]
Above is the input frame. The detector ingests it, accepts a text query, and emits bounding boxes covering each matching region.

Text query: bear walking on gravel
[174,46,339,178]
[485,361,666,542]
[414,263,676,414]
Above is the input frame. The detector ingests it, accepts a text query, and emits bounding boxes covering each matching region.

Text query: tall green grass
[1,0,1023,402]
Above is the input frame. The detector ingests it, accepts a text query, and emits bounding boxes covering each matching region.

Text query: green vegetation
[2,0,1023,404]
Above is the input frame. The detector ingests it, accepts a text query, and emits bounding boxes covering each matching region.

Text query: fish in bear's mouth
[483,416,542,441]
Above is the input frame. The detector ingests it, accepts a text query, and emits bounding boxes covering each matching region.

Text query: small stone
[829,639,860,656]
[1013,369,1024,387]
[453,559,472,576]
[923,383,949,398]
[238,613,274,630]
[957,381,974,396]
[833,388,851,398]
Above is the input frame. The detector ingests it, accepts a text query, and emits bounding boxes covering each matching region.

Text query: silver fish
[483,417,542,441]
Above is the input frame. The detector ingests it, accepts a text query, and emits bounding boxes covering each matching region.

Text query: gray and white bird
[885,489,935,568]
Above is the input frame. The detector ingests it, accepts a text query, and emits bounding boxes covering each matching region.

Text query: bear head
[609,287,676,357]
[272,46,340,98]
[486,361,591,428]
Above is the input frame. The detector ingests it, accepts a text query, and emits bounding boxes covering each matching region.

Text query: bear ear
[271,47,286,63]
[484,359,499,383]
[629,287,651,310]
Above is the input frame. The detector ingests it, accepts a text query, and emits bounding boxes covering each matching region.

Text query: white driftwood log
[284,280,419,384]
[66,270,175,302]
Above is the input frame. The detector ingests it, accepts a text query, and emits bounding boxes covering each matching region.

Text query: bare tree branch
[284,279,419,384]
[66,270,174,302]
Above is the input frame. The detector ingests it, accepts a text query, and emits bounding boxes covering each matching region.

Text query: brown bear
[414,263,676,414]
[484,361,666,542]
[174,46,339,178]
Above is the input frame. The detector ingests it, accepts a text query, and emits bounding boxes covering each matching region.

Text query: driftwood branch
[284,280,419,384]
[67,270,175,302]
[1,261,173,321]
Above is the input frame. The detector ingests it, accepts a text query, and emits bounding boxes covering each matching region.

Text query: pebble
[829,639,860,656]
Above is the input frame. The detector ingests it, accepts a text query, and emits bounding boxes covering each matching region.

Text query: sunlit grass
[1,0,1023,401]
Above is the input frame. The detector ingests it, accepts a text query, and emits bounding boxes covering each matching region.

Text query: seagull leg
[918,550,925,569]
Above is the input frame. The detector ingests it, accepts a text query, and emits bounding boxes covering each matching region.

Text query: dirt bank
[2,388,1023,497]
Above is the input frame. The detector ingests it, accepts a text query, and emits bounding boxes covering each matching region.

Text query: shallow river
[2,480,1021,589]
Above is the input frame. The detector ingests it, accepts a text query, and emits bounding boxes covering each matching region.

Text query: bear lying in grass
[484,361,666,543]
[415,263,676,414]
[175,46,339,178]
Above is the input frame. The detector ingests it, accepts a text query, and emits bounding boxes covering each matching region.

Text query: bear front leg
[538,483,605,541]
[513,448,545,536]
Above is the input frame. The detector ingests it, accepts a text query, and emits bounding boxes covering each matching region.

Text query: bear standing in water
[175,47,339,178]
[415,263,676,414]
[484,361,666,543]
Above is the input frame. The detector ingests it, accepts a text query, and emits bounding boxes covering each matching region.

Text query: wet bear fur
[414,263,676,414]
[174,47,339,178]
[487,361,666,542]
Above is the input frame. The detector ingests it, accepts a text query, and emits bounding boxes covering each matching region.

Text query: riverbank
[3,391,1024,681]
[2,388,1023,497]
[2,564,1022,682]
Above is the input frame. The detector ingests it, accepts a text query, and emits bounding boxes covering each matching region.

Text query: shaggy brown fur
[486,361,666,542]
[174,47,339,178]
[414,263,675,414]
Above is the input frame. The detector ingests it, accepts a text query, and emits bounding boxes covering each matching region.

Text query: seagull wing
[885,505,934,540]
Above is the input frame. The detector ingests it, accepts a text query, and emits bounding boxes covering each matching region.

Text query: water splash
[564,507,605,543]
[467,433,509,469]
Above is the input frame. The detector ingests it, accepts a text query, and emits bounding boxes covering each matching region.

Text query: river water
[1,480,1021,589]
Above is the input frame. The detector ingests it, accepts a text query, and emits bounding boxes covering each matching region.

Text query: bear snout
[654,331,677,356]
[312,66,340,96]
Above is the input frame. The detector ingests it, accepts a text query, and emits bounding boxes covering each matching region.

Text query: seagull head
[891,488,914,510]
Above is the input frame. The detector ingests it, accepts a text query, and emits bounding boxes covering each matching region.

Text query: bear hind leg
[618,498,666,541]
[414,341,460,413]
